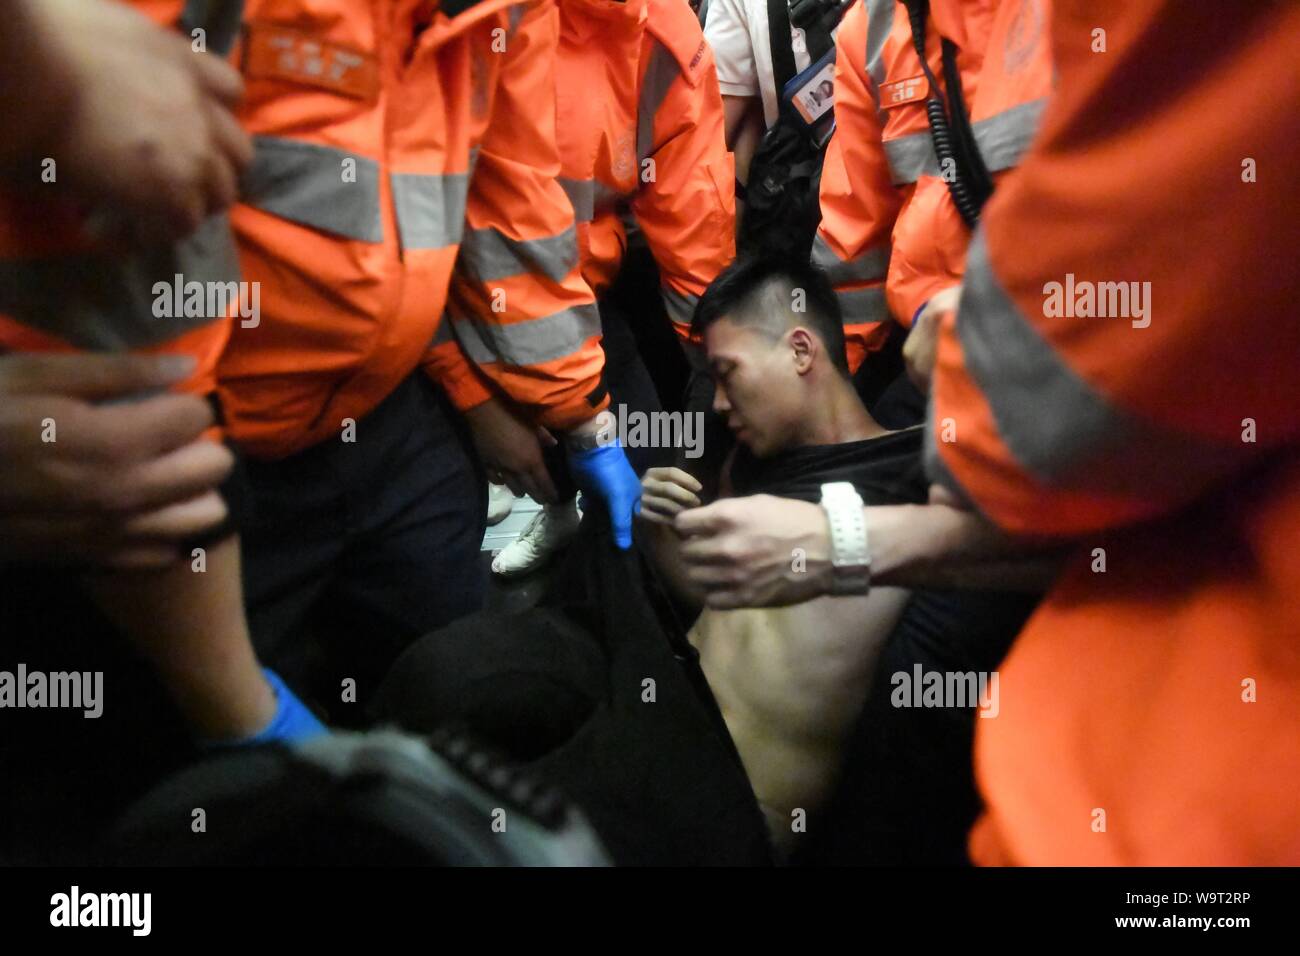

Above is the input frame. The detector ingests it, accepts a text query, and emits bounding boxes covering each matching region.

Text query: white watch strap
[820,481,870,594]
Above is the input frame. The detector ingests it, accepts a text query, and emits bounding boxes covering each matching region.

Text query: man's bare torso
[688,587,911,846]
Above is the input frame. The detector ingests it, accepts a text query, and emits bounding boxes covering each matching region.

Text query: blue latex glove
[207,668,327,748]
[567,442,641,549]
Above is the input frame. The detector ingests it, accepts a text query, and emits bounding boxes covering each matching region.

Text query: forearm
[81,534,275,739]
[722,90,761,231]
[676,491,1069,609]
[723,94,763,188]
[867,503,1066,592]
[642,521,707,612]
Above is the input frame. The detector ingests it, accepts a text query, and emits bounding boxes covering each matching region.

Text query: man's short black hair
[691,254,849,375]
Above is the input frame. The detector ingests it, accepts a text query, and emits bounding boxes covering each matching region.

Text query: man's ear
[789,327,817,375]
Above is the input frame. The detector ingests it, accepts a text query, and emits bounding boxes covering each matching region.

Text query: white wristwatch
[819,481,871,595]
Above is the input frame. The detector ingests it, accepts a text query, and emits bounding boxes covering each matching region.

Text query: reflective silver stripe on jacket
[882,98,1048,185]
[811,234,890,287]
[242,136,384,242]
[391,171,470,250]
[662,287,697,330]
[836,286,889,325]
[243,137,475,250]
[458,225,579,285]
[637,40,679,163]
[927,231,1239,497]
[863,0,897,129]
[0,215,240,350]
[448,303,602,367]
[559,177,629,224]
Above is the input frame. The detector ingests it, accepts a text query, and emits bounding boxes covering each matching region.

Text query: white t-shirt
[704,0,811,129]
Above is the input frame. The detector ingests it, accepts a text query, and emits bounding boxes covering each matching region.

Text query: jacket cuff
[422,358,494,412]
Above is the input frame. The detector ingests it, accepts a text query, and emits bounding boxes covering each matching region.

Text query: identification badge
[243,22,380,101]
[782,48,838,148]
[789,59,836,125]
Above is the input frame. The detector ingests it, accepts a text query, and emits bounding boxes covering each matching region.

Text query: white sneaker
[486,482,514,526]
[492,499,581,578]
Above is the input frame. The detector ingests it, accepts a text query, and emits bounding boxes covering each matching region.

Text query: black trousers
[593,294,672,476]
[603,242,692,416]
[795,588,1039,865]
[0,570,191,863]
[0,375,486,859]
[240,373,487,722]
[375,516,774,866]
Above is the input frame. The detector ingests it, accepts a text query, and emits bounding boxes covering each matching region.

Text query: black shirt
[728,425,928,506]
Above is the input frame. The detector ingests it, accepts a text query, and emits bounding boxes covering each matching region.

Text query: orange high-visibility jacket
[0,1,241,401]
[429,0,736,395]
[0,0,607,456]
[928,1,1300,865]
[556,0,735,336]
[219,0,606,458]
[814,0,1052,372]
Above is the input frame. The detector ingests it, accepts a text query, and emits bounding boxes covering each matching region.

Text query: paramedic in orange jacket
[0,0,329,757]
[2,1,639,706]
[555,0,735,341]
[200,0,639,686]
[814,0,1052,379]
[0,0,329,862]
[675,0,1300,864]
[472,0,736,577]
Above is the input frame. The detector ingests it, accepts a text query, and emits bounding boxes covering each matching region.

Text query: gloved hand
[209,668,327,748]
[567,442,641,549]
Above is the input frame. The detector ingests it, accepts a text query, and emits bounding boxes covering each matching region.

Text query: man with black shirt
[381,257,1040,863]
[639,256,929,849]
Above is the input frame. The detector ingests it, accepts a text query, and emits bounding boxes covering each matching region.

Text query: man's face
[705,317,808,457]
